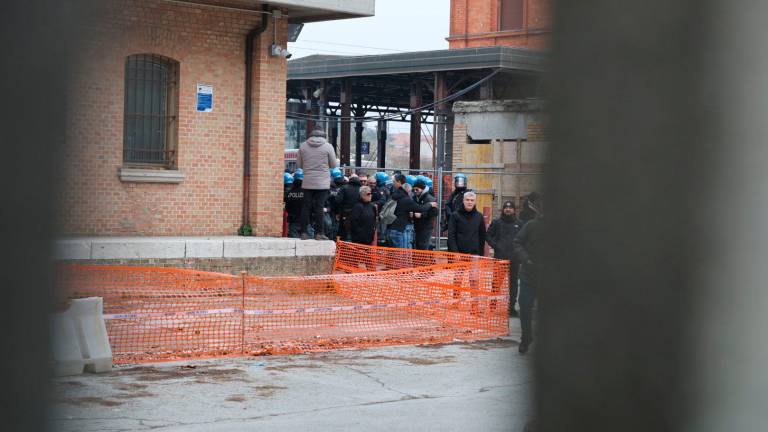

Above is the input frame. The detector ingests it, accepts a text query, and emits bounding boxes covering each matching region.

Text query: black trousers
[413,226,433,250]
[300,189,328,236]
[509,261,520,309]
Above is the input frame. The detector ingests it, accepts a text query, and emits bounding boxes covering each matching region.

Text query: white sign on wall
[196,84,213,113]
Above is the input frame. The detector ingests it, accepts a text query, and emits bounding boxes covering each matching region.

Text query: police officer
[442,173,472,233]
[326,168,344,240]
[285,169,314,238]
[412,176,438,250]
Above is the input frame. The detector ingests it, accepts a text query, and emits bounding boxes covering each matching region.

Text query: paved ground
[50,318,532,432]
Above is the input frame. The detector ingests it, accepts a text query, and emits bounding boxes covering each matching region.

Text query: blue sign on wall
[361,141,370,155]
[196,84,213,112]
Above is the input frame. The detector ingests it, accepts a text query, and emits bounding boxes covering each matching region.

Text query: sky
[288,1,451,135]
[288,0,451,59]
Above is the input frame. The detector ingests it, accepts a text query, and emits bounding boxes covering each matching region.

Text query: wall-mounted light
[269,9,292,59]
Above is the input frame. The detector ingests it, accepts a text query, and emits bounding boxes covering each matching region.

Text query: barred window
[123,54,179,167]
[499,0,524,31]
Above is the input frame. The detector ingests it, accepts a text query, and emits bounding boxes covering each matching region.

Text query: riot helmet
[454,173,468,189]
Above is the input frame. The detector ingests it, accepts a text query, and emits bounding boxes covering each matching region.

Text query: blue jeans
[519,278,536,343]
[387,224,414,248]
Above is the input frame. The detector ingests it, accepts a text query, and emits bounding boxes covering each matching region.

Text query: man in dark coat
[350,186,377,245]
[335,175,361,241]
[387,174,437,249]
[447,191,486,255]
[513,196,544,354]
[412,179,438,250]
[518,191,541,225]
[297,126,337,240]
[487,200,524,316]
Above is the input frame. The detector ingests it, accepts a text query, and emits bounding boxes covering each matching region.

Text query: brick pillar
[249,17,287,237]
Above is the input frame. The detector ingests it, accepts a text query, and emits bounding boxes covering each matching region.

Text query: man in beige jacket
[297,126,337,240]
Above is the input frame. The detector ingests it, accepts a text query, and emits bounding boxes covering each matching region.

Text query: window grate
[123,54,179,166]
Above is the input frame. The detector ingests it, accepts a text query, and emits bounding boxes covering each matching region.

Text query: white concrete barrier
[51,297,112,376]
[51,313,85,377]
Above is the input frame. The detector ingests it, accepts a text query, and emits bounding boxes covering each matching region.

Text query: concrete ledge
[91,239,186,259]
[186,239,224,258]
[224,238,295,258]
[296,239,336,256]
[119,168,185,184]
[53,239,91,260]
[54,237,336,260]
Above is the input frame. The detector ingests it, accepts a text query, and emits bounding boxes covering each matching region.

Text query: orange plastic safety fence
[56,242,509,363]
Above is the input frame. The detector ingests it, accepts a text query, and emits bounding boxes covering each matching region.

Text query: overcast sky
[288,0,450,59]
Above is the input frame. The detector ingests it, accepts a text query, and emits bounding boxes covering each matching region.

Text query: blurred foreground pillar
[542,0,768,431]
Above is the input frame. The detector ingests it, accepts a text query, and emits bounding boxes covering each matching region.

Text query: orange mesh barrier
[56,241,509,363]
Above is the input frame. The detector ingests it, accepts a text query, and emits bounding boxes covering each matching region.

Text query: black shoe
[315,234,330,241]
[519,339,532,354]
[300,233,310,240]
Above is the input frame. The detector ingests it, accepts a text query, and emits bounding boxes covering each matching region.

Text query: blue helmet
[294,168,304,181]
[330,167,343,179]
[416,175,433,189]
[283,172,294,185]
[454,173,468,189]
[374,171,389,186]
[405,175,417,186]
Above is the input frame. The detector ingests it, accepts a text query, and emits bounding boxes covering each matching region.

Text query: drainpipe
[242,5,270,233]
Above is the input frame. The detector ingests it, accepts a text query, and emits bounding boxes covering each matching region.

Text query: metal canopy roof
[287,46,547,80]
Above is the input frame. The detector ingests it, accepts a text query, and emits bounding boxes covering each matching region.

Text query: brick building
[448,0,552,50]
[447,0,550,211]
[58,0,373,238]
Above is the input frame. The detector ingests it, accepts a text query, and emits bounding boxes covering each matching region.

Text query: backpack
[380,199,397,226]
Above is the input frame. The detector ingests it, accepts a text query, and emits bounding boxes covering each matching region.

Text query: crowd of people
[285,126,544,354]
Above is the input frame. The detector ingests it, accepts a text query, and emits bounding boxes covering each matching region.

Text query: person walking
[412,177,437,250]
[297,126,336,240]
[513,196,544,354]
[350,185,377,245]
[487,201,524,316]
[387,174,437,249]
[447,191,486,255]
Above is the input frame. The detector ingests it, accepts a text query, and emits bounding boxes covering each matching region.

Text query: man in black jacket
[487,201,524,316]
[513,197,543,354]
[350,186,377,245]
[335,175,361,241]
[412,179,438,250]
[387,174,437,249]
[447,191,486,255]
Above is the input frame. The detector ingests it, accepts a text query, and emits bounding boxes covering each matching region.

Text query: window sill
[119,167,185,184]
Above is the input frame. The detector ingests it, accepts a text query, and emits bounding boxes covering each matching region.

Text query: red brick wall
[59,0,287,236]
[448,0,551,50]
